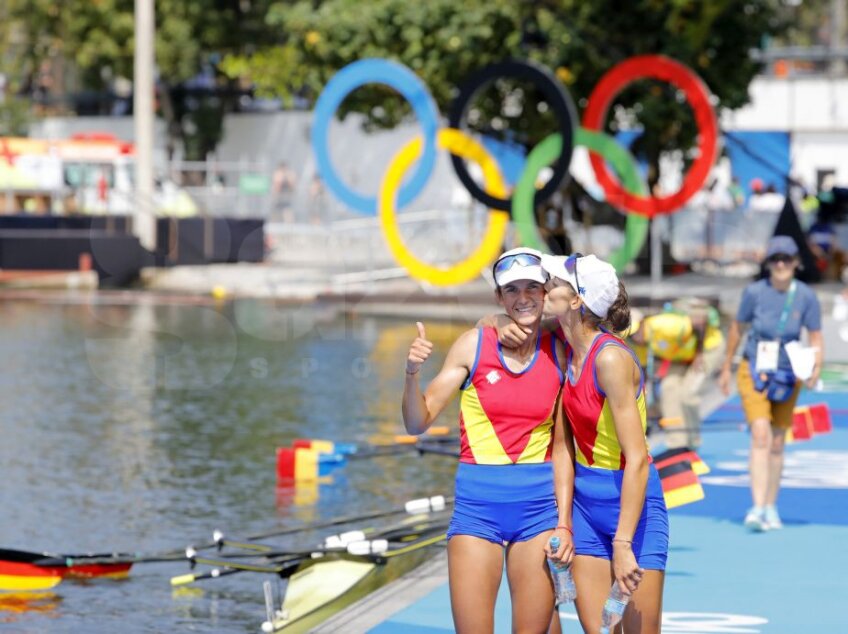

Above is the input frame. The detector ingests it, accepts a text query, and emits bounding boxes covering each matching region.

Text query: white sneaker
[763,506,783,530]
[744,507,769,532]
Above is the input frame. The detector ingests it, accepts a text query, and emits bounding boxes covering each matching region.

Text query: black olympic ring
[447,59,578,212]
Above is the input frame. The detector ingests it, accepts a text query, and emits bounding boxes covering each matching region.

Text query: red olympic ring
[582,55,718,218]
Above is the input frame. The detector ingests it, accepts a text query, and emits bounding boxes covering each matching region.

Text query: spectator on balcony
[749,181,785,214]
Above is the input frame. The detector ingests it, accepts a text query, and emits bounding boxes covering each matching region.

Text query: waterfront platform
[137,266,848,364]
[0,269,98,289]
[326,389,848,633]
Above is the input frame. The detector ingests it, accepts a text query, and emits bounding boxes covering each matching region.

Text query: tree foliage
[223,0,785,184]
[0,0,793,166]
[0,0,279,159]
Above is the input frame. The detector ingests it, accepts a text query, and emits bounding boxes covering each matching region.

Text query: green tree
[223,0,784,189]
[0,0,279,159]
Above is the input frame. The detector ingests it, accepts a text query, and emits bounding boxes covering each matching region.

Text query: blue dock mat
[371,392,848,633]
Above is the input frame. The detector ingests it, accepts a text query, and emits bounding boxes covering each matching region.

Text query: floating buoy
[276,447,320,481]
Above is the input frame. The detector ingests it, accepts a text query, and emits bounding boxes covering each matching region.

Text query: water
[0,295,463,633]
[600,581,630,633]
[546,537,576,605]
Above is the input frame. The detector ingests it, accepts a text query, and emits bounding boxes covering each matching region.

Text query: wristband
[555,525,573,536]
[405,368,420,375]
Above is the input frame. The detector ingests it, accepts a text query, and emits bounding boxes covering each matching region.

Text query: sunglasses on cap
[767,253,795,265]
[565,252,585,295]
[493,252,543,279]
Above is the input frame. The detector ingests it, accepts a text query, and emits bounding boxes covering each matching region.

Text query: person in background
[728,177,745,208]
[748,180,785,215]
[628,299,726,449]
[308,174,328,225]
[719,235,823,532]
[403,248,570,634]
[271,162,297,222]
[807,208,841,281]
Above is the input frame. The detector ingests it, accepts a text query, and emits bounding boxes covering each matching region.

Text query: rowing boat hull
[0,561,62,591]
[267,546,439,633]
[0,549,133,590]
[58,562,133,578]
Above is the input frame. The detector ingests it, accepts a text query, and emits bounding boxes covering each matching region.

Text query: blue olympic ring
[312,59,440,215]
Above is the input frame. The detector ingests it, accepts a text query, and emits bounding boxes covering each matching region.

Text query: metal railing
[670,204,783,264]
[265,207,489,285]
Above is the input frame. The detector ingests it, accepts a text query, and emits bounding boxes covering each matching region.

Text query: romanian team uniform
[561,331,669,570]
[447,327,564,544]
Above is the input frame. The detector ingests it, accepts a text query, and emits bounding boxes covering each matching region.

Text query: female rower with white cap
[402,247,571,634]
[485,253,668,634]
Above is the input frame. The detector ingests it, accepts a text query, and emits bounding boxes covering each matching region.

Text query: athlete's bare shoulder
[595,341,639,387]
[445,328,481,368]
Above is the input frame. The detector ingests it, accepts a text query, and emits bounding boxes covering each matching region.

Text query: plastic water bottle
[547,536,577,604]
[600,582,630,633]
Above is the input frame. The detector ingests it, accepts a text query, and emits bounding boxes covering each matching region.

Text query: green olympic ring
[511,128,649,272]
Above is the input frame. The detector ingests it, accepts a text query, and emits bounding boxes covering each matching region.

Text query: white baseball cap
[541,253,620,319]
[493,247,547,287]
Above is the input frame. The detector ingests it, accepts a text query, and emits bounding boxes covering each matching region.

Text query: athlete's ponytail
[584,281,631,334]
[604,282,632,333]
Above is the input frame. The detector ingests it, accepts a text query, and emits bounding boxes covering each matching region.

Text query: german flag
[808,403,833,435]
[652,446,710,475]
[658,460,704,509]
[787,407,814,443]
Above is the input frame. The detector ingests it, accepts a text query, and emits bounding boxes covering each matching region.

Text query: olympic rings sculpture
[312,55,718,286]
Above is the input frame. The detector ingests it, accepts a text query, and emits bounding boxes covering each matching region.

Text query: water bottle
[547,536,577,604]
[599,581,630,633]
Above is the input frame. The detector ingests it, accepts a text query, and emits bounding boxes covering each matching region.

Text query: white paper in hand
[833,295,848,321]
[784,341,816,380]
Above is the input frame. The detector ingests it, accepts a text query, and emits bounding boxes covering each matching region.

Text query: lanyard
[774,280,797,340]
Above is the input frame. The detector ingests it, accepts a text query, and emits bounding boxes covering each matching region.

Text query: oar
[171,514,450,586]
[204,513,451,561]
[6,548,186,569]
[414,443,459,458]
[210,531,274,553]
[198,496,452,558]
[210,493,452,546]
[173,557,308,588]
[328,443,459,461]
[325,436,459,461]
[171,566,245,585]
[315,431,458,455]
[172,525,448,586]
[24,494,453,570]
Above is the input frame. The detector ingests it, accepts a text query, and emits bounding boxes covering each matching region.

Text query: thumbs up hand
[406,322,433,375]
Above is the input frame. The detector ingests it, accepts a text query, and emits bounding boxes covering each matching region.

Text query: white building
[721,74,848,189]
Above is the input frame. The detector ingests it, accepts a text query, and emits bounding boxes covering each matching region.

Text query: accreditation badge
[755,341,780,373]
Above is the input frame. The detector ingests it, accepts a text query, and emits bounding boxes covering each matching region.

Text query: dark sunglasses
[493,253,543,279]
[565,252,585,295]
[767,253,795,265]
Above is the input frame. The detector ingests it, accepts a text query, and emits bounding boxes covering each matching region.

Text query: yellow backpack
[642,310,723,362]
[644,313,696,362]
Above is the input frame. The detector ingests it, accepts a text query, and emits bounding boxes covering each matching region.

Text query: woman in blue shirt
[719,236,823,532]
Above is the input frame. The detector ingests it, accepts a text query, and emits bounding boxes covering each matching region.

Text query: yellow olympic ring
[378,128,510,286]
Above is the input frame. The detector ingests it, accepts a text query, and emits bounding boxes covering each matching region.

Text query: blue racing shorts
[572,462,669,570]
[447,462,559,545]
